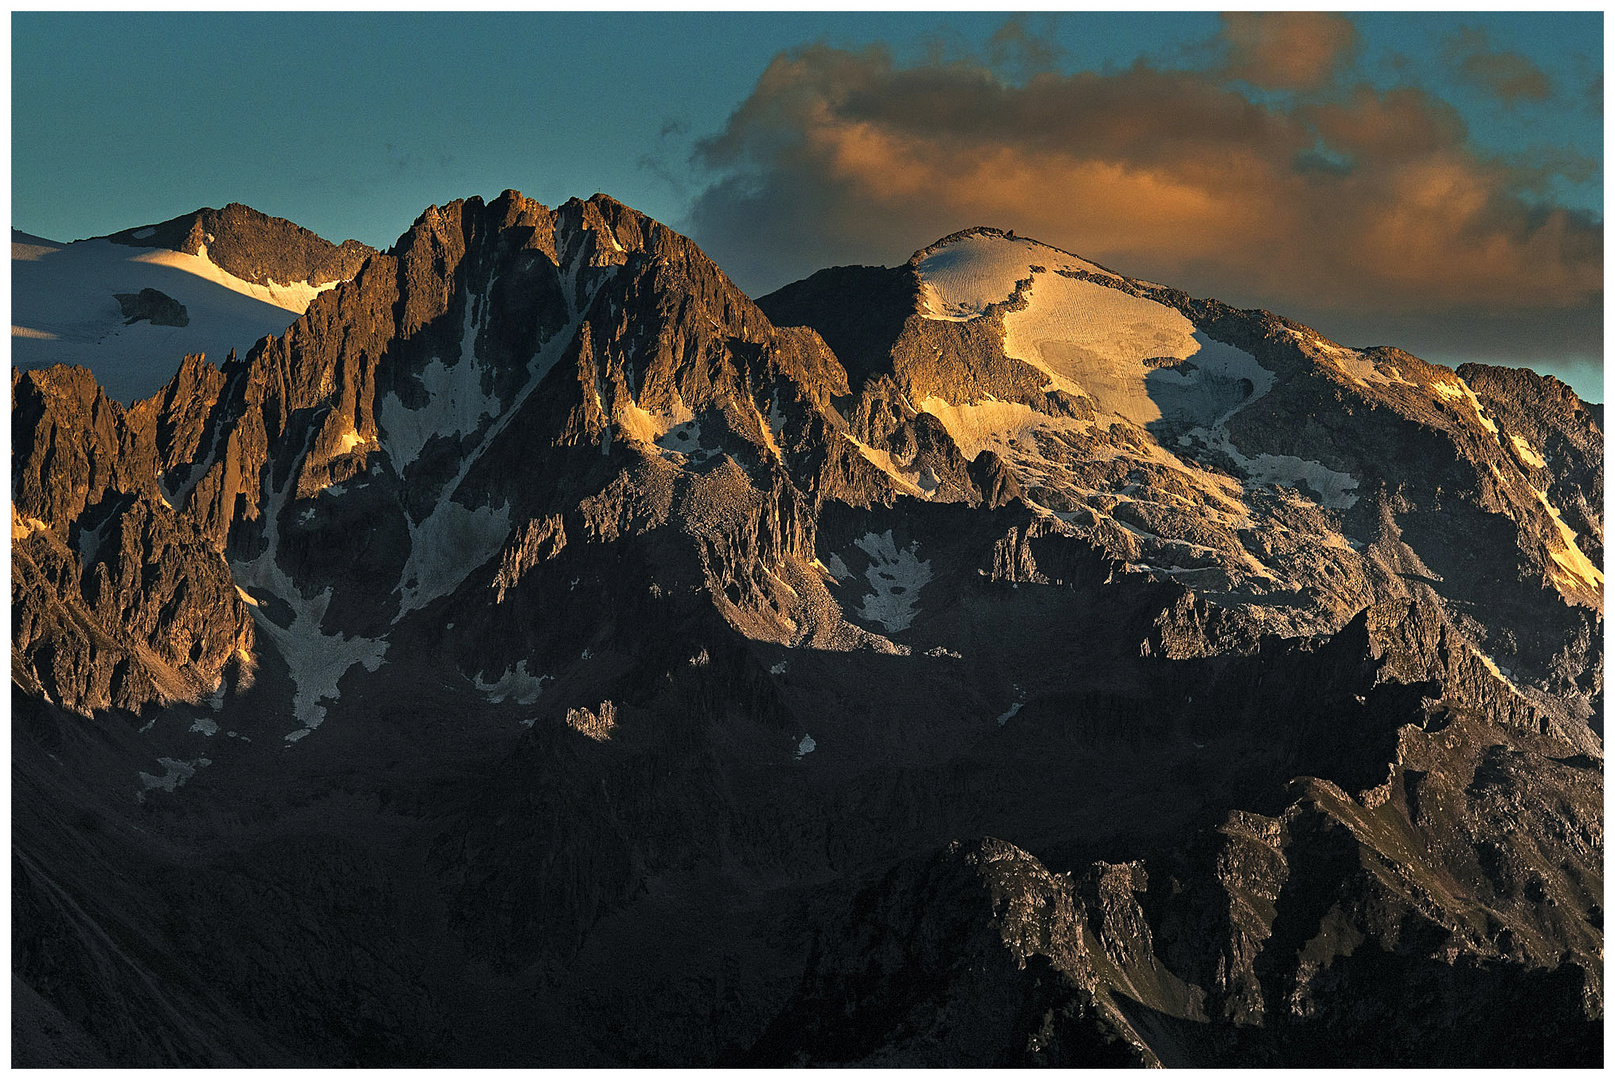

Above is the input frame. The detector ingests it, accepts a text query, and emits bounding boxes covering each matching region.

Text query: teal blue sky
[11,12,1604,398]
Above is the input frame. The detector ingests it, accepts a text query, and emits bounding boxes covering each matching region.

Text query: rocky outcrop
[1460,362,1604,567]
[114,288,187,327]
[11,366,252,714]
[752,683,1601,1067]
[744,839,1153,1067]
[107,202,374,287]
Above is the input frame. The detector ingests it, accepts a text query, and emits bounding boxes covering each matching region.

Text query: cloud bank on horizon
[688,13,1601,386]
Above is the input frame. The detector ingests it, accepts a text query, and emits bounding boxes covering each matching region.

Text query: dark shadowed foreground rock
[12,194,1602,1066]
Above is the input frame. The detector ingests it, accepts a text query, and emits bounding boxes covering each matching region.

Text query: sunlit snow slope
[12,229,342,404]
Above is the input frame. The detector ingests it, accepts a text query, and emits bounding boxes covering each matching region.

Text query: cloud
[987,15,1065,83]
[1445,27,1552,104]
[1221,12,1358,92]
[688,35,1600,367]
[638,116,697,202]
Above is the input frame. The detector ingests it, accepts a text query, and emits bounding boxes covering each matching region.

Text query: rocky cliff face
[12,366,253,714]
[12,195,1602,1066]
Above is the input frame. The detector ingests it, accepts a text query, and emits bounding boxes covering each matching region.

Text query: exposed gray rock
[114,288,188,327]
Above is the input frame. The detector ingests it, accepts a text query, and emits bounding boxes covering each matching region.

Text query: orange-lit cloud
[1446,27,1553,104]
[1222,12,1358,91]
[689,36,1601,372]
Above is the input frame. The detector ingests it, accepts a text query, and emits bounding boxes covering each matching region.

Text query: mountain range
[11,190,1603,1066]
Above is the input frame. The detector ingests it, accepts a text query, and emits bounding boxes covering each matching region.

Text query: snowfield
[999,269,1264,429]
[916,231,1360,512]
[917,232,1116,320]
[12,230,343,404]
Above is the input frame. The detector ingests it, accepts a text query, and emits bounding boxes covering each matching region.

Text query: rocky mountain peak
[107,202,375,287]
[11,191,1603,1068]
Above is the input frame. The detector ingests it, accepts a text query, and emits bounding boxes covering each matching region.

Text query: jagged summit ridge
[105,202,375,288]
[13,189,1603,728]
[10,189,1603,1068]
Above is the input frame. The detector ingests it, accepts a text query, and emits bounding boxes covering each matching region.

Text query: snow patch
[996,684,1026,726]
[770,661,788,676]
[1531,487,1604,595]
[131,227,157,240]
[381,287,505,472]
[918,396,1091,462]
[1510,434,1547,470]
[380,357,501,473]
[766,391,787,445]
[1321,345,1413,388]
[1222,447,1359,509]
[395,498,511,616]
[824,553,853,581]
[851,531,933,633]
[474,660,548,705]
[844,434,928,497]
[232,435,389,739]
[1476,650,1528,701]
[248,581,389,738]
[137,756,210,801]
[794,734,817,760]
[655,416,720,465]
[189,716,219,736]
[1168,343,1357,510]
[1002,271,1269,430]
[1433,378,1498,434]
